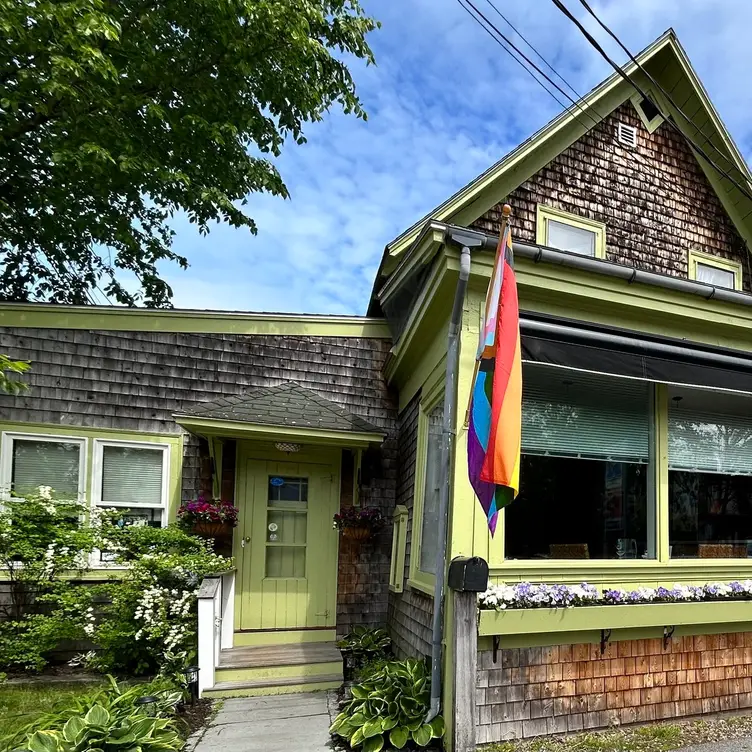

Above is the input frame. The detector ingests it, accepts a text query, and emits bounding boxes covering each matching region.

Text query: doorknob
[240,536,251,548]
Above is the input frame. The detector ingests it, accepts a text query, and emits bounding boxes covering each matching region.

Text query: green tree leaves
[0,0,379,306]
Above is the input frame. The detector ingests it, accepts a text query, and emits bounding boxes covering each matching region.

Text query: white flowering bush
[0,487,100,671]
[479,580,752,610]
[81,524,231,676]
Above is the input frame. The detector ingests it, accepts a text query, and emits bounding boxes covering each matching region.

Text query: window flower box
[478,599,752,636]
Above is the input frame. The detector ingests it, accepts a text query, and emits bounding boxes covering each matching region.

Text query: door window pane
[101,445,164,505]
[268,476,308,507]
[420,404,443,574]
[266,547,306,578]
[11,439,81,497]
[669,386,752,558]
[265,475,308,577]
[696,262,735,289]
[547,220,596,256]
[506,365,655,560]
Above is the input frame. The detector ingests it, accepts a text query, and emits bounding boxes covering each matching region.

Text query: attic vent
[617,122,638,148]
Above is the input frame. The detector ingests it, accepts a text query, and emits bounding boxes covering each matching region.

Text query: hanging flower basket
[342,525,373,542]
[191,520,234,539]
[178,497,238,540]
[333,506,385,542]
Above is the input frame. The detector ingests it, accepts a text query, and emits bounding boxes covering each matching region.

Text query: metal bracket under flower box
[478,600,752,638]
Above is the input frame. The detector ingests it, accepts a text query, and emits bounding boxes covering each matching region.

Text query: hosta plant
[20,677,183,752]
[337,625,391,657]
[329,658,444,751]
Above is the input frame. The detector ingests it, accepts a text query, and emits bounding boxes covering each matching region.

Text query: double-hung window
[92,440,169,530]
[0,433,86,501]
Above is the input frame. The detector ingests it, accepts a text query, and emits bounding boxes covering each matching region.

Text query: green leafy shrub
[79,524,231,676]
[330,658,444,751]
[0,488,99,672]
[11,676,183,752]
[338,626,391,678]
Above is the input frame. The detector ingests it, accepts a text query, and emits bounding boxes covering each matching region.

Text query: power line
[549,0,752,211]
[457,0,694,203]
[479,0,580,101]
[574,0,744,179]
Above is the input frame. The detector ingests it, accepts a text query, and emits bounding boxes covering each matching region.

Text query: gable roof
[176,381,382,436]
[370,30,752,312]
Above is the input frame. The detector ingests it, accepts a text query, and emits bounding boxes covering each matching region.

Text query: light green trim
[233,629,336,647]
[688,249,743,290]
[389,504,409,593]
[478,601,752,637]
[0,302,391,338]
[174,415,383,448]
[535,204,606,259]
[630,90,665,133]
[215,660,343,683]
[407,577,434,596]
[209,437,224,499]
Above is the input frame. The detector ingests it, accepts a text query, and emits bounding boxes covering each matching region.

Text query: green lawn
[0,681,104,750]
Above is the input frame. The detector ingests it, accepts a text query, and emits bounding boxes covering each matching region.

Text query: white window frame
[91,438,170,568]
[688,249,742,291]
[0,431,87,503]
[91,438,170,523]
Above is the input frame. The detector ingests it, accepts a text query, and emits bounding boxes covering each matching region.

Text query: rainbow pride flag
[467,220,522,536]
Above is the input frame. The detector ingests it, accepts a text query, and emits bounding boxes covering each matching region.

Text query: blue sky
[163,0,752,315]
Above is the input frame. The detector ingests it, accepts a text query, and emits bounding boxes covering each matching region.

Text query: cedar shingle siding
[387,395,433,657]
[473,101,750,289]
[0,328,398,634]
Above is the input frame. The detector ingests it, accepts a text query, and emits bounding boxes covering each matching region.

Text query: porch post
[452,588,478,752]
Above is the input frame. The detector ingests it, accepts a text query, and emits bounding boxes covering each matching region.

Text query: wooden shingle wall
[387,395,433,657]
[473,101,751,289]
[0,327,398,632]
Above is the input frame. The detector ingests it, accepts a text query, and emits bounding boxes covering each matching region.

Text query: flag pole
[463,203,512,428]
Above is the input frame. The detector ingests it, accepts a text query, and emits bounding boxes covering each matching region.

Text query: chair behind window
[549,543,590,559]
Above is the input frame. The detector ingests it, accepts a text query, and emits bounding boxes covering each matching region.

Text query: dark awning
[521,314,752,393]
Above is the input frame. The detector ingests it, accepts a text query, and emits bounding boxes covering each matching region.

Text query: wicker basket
[192,521,233,539]
[342,526,372,542]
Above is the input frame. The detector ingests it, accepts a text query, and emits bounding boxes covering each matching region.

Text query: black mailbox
[448,556,489,592]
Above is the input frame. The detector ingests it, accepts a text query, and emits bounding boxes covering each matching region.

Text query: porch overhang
[173,414,384,448]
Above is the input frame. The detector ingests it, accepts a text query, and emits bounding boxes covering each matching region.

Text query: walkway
[187,691,336,752]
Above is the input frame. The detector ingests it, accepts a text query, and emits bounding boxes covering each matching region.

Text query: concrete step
[203,673,342,698]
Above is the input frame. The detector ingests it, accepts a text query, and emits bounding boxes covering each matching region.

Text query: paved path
[188,692,337,752]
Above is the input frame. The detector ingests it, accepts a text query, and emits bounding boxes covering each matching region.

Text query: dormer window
[536,205,606,259]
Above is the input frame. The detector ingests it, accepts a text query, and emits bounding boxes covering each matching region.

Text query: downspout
[425,242,472,723]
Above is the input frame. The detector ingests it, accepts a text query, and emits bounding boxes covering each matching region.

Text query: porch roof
[173,382,385,447]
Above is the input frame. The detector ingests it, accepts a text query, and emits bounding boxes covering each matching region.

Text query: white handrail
[196,569,236,696]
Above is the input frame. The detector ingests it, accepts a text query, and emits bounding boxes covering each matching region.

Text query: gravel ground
[484,714,752,752]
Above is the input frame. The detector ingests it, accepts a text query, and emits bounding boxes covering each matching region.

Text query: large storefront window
[669,386,752,558]
[505,365,655,560]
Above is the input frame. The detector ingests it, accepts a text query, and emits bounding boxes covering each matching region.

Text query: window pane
[420,404,444,574]
[696,262,735,289]
[266,547,306,578]
[547,220,596,256]
[669,386,752,558]
[523,365,650,462]
[268,476,308,507]
[12,439,80,497]
[101,445,163,505]
[507,366,654,560]
[506,456,649,560]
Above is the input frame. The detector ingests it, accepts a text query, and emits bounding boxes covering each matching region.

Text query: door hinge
[315,610,330,618]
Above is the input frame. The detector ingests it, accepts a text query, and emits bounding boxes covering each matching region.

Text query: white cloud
[166,0,752,315]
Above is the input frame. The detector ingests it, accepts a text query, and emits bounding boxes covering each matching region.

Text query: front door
[235,452,339,632]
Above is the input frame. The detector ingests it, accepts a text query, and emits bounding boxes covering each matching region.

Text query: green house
[4,28,752,747]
